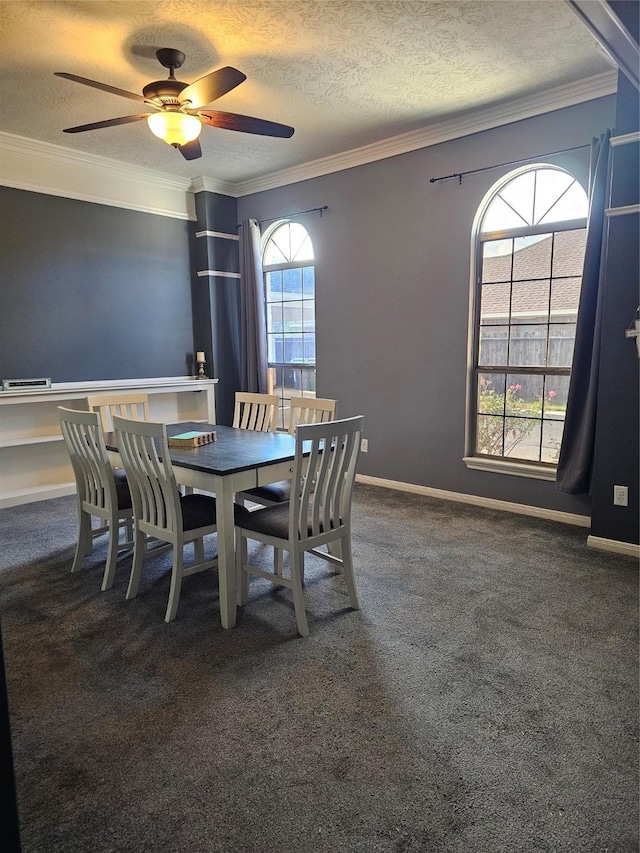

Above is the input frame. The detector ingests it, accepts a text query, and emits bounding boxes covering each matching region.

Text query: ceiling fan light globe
[147,112,201,146]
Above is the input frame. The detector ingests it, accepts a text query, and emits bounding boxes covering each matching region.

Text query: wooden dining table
[105,422,297,629]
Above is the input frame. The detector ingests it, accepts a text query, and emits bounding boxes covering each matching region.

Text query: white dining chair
[113,415,249,623]
[58,406,134,591]
[239,396,338,507]
[232,392,278,432]
[235,415,364,637]
[86,393,150,432]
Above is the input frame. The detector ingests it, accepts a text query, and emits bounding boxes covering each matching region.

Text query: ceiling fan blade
[62,115,149,133]
[55,72,148,104]
[199,110,294,138]
[178,139,202,160]
[179,66,246,109]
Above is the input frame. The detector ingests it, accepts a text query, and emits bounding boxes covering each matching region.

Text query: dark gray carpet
[0,485,637,853]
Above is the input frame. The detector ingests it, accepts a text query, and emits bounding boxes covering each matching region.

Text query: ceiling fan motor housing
[142,79,189,104]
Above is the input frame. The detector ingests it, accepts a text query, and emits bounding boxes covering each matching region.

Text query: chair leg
[290,549,309,637]
[126,529,146,600]
[165,547,185,623]
[328,538,343,571]
[71,510,92,573]
[101,518,120,592]
[274,547,284,576]
[236,534,248,606]
[194,536,205,566]
[340,535,361,611]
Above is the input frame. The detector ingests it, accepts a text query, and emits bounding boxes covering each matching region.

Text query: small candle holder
[196,352,208,380]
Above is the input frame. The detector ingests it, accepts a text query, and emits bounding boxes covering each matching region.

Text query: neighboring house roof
[481,231,585,320]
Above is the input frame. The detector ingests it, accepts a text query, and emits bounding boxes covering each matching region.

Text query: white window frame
[261,220,317,429]
[463,164,588,480]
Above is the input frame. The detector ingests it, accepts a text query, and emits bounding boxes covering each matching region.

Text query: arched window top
[480,167,588,235]
[263,221,314,266]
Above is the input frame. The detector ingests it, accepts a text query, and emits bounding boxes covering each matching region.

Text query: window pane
[477,373,506,415]
[283,301,303,333]
[550,276,581,314]
[289,223,314,261]
[482,196,529,232]
[500,171,535,226]
[548,323,576,366]
[267,303,283,333]
[504,419,541,460]
[476,415,504,456]
[539,182,588,223]
[552,229,586,276]
[509,324,547,367]
[267,333,283,363]
[283,333,302,361]
[505,374,543,417]
[480,282,510,321]
[479,326,508,366]
[283,367,302,394]
[482,240,513,281]
[533,170,574,224]
[302,300,315,332]
[511,280,550,318]
[541,420,564,463]
[302,266,315,297]
[302,335,316,363]
[264,239,287,265]
[543,375,570,419]
[266,270,282,301]
[512,234,552,280]
[282,268,302,300]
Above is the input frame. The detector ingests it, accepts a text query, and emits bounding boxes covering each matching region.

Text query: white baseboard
[355,474,591,527]
[0,483,76,509]
[587,536,640,559]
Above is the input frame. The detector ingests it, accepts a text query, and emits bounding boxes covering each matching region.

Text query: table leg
[215,476,237,629]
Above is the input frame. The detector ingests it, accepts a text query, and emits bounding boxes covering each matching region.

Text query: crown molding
[0,131,197,219]
[233,71,618,196]
[0,71,618,206]
[190,175,238,197]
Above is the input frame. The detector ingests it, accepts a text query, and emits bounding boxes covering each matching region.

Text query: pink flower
[509,383,522,392]
[548,390,556,398]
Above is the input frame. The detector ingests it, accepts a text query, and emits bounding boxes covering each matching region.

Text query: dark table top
[105,422,297,477]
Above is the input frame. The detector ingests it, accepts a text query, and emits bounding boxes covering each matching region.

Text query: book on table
[168,430,217,448]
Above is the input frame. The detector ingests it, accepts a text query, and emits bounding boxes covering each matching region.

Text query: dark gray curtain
[238,218,268,393]
[556,130,612,494]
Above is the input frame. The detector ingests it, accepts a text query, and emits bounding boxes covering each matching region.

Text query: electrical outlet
[613,485,628,507]
[361,438,368,452]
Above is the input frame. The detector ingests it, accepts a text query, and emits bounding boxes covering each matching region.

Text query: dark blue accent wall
[0,187,194,382]
[192,191,240,425]
[590,70,640,545]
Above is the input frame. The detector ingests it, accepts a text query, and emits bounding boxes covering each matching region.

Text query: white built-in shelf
[0,376,217,508]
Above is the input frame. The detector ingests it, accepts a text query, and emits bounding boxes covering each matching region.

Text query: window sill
[463,456,557,481]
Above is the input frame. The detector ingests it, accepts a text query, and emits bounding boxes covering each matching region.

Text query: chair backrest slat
[233,392,278,432]
[113,416,181,536]
[58,407,117,512]
[287,397,337,434]
[291,416,363,542]
[87,393,150,432]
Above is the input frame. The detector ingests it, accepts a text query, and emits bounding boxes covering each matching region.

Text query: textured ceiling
[0,1,612,185]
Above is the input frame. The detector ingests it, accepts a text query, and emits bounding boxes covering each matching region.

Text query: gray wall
[0,187,195,382]
[238,96,617,518]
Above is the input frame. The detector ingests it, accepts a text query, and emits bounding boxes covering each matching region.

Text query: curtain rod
[429,144,591,185]
[237,206,328,228]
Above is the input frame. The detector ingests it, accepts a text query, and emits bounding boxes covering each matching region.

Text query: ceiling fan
[55,47,294,160]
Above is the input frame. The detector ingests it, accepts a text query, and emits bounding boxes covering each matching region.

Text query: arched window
[466,166,589,474]
[262,221,316,429]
